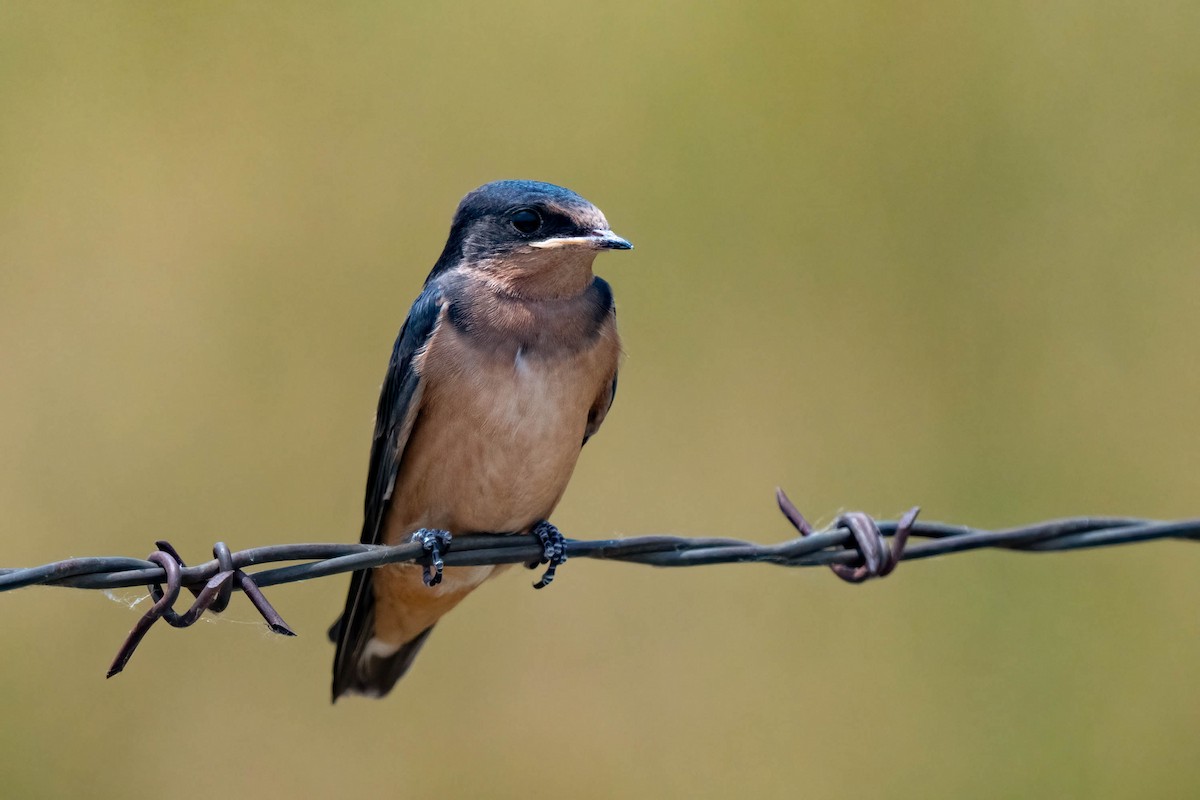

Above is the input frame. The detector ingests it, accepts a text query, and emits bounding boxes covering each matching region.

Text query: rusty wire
[1,489,1197,677]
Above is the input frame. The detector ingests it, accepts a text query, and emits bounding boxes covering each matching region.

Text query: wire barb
[105,540,294,678]
[1,490,1197,678]
[777,489,919,583]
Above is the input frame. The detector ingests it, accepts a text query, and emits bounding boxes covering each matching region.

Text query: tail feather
[349,625,436,698]
[330,568,436,701]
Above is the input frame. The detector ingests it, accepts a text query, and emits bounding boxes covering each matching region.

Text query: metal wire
[1,489,1197,676]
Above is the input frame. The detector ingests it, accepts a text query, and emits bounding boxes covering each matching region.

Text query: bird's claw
[411,528,453,587]
[528,520,568,589]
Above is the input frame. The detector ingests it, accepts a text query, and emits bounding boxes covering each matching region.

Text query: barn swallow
[329,180,631,700]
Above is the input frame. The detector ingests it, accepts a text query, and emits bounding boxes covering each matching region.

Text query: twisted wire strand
[3,516,1192,595]
[1,490,1196,676]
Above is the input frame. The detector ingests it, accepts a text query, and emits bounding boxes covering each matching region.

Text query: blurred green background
[3,2,1199,798]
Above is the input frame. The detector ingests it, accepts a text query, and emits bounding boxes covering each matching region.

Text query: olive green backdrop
[2,3,1198,798]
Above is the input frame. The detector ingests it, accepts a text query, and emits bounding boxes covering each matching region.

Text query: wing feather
[331,286,443,700]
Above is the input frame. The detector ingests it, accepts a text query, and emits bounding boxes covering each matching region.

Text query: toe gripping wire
[776,489,919,583]
[106,541,295,678]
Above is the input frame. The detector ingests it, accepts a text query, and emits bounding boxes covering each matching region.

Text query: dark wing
[331,285,442,701]
[583,370,617,446]
[583,279,618,446]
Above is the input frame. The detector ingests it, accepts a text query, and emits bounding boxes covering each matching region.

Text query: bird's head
[432,180,632,299]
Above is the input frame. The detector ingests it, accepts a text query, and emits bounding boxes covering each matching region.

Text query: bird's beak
[530,229,634,251]
[588,229,634,250]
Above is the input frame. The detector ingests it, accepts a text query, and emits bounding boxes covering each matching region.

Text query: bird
[329,180,632,701]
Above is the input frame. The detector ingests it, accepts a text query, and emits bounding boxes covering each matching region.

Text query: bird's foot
[410,528,453,587]
[527,520,568,590]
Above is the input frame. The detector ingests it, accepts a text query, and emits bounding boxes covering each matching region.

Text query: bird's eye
[510,208,542,235]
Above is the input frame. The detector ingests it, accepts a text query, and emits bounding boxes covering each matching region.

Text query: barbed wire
[1,489,1197,677]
